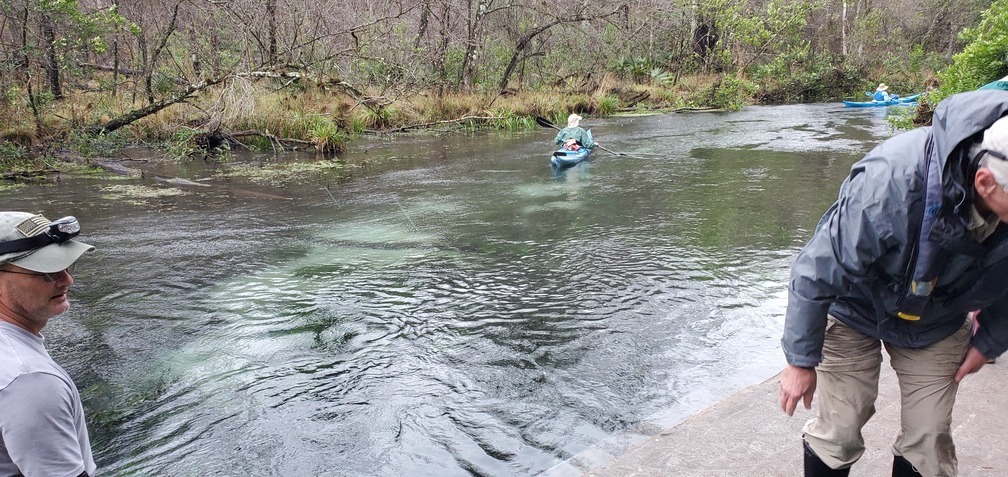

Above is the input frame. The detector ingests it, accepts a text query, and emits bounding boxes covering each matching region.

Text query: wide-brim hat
[567,113,583,128]
[876,83,889,92]
[0,212,94,273]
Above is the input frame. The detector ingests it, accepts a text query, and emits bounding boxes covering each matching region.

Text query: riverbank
[544,356,1008,476]
[0,68,894,180]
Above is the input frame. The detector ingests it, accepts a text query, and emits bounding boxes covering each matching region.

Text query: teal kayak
[550,128,595,169]
[843,94,921,108]
[551,146,594,168]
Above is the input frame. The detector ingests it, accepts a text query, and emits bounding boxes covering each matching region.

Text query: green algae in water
[218,160,346,186]
[99,184,188,205]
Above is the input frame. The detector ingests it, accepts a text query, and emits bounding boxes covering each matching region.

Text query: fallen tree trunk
[1,169,59,180]
[83,75,229,136]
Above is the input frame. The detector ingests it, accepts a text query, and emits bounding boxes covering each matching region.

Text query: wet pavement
[545,357,1008,476]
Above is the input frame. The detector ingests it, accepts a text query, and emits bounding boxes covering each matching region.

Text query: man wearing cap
[0,212,96,477]
[554,113,597,151]
[779,88,1008,477]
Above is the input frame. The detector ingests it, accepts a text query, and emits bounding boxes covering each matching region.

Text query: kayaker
[873,83,891,101]
[554,113,597,151]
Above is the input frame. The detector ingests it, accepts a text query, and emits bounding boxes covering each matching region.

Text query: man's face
[0,263,74,333]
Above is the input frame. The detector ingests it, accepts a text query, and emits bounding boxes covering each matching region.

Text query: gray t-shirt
[0,321,96,477]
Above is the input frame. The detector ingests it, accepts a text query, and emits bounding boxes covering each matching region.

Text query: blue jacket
[782,89,1008,368]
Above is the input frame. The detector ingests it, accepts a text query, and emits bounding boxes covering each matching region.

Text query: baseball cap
[0,212,94,273]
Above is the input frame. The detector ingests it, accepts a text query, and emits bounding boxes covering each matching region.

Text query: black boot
[892,455,923,477]
[804,440,851,476]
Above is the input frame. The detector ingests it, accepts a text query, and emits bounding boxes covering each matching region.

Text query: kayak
[843,93,921,108]
[550,146,594,169]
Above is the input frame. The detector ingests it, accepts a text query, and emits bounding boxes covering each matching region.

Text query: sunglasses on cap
[0,262,76,282]
[0,216,81,256]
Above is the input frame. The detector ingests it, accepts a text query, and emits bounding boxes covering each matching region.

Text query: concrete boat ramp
[544,358,1008,476]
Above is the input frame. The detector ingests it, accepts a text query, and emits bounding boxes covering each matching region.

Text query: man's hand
[779,364,817,416]
[954,346,990,383]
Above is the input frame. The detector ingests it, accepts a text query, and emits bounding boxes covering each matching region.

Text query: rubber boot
[804,441,851,476]
[892,455,923,477]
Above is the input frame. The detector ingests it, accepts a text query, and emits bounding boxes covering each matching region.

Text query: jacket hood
[933,89,1008,167]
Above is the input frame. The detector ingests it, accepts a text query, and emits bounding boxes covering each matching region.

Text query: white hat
[567,114,582,128]
[876,83,889,92]
[0,212,94,273]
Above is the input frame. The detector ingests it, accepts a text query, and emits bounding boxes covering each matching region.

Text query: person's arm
[554,129,566,145]
[783,163,898,366]
[780,157,902,413]
[0,373,90,477]
[969,294,1008,367]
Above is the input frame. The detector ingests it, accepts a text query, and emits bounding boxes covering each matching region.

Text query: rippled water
[0,103,898,475]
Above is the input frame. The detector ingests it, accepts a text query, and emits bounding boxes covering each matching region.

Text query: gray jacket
[783,89,1008,368]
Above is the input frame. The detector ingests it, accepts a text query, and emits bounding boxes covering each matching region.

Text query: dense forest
[0,0,1006,170]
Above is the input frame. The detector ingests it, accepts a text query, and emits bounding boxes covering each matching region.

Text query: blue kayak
[843,93,921,108]
[550,146,594,168]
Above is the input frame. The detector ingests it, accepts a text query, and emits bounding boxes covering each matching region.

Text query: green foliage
[887,107,917,130]
[0,141,33,173]
[848,9,887,64]
[348,114,369,134]
[296,115,347,153]
[152,74,177,95]
[908,44,927,74]
[490,113,535,131]
[650,68,674,87]
[166,127,204,160]
[750,47,864,102]
[68,130,128,158]
[0,140,61,177]
[711,75,758,110]
[611,56,653,82]
[595,95,620,115]
[933,0,1008,104]
[34,0,133,57]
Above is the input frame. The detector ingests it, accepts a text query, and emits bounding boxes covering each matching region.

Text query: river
[0,103,901,476]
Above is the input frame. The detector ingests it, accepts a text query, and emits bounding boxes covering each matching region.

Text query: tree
[0,0,129,130]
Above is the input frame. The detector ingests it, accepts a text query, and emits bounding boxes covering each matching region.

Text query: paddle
[534,116,630,158]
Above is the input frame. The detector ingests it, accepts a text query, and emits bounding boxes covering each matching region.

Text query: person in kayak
[873,83,892,101]
[554,113,597,151]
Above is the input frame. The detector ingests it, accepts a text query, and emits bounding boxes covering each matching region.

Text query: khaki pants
[803,316,972,477]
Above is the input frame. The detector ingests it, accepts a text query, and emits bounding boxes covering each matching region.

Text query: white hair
[980,116,1008,186]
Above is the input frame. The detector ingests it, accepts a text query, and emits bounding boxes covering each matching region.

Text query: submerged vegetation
[0,0,1005,173]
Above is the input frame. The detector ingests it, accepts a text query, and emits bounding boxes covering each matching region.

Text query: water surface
[1,103,899,476]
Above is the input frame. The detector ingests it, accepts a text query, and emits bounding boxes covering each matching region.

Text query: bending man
[780,89,1008,477]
